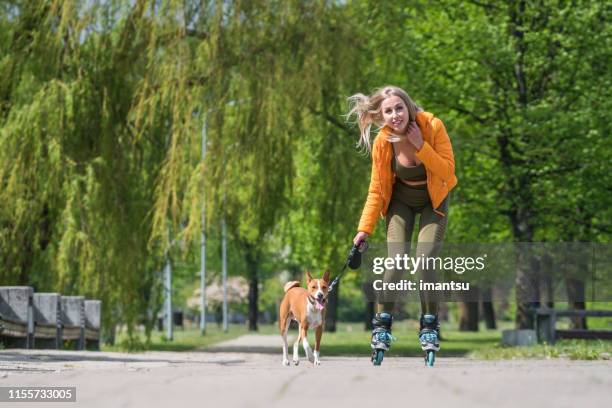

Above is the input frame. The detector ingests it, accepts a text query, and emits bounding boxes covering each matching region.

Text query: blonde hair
[346,85,420,153]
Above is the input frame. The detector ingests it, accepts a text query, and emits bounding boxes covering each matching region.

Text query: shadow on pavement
[0,350,246,366]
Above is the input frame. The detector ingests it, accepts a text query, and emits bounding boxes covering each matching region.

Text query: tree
[358,0,611,328]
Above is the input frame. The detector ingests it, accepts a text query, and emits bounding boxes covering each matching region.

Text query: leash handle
[328,241,368,294]
[347,243,359,264]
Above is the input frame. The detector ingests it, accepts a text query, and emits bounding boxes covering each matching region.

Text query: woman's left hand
[406,122,424,150]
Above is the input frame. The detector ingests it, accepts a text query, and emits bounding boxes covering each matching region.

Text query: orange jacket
[357,111,457,235]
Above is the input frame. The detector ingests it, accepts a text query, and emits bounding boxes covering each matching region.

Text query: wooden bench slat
[535,309,612,317]
[535,308,612,344]
[538,310,612,318]
[85,328,100,341]
[556,330,612,340]
[0,317,28,337]
[0,315,28,326]
[34,324,60,339]
[62,326,82,340]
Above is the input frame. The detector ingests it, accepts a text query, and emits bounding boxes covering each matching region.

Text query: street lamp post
[165,259,173,341]
[221,209,228,332]
[200,108,228,335]
[200,98,249,335]
[200,113,208,334]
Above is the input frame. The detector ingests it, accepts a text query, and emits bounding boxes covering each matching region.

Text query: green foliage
[472,339,612,361]
[0,0,194,342]
[1,0,609,339]
[104,325,250,353]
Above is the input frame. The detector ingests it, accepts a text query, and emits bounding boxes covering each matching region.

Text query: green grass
[100,321,501,355]
[101,324,250,353]
[262,320,503,357]
[471,340,612,360]
[266,321,612,360]
[100,321,612,360]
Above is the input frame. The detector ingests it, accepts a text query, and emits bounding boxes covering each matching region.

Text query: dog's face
[306,270,330,311]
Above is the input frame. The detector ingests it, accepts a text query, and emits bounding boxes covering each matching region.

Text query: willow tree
[363,0,611,327]
[172,1,367,331]
[0,0,204,345]
[1,0,372,339]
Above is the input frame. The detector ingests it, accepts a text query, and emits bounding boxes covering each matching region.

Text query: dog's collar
[308,294,326,310]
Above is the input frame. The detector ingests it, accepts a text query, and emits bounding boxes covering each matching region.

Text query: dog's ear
[306,271,313,284]
[322,269,331,283]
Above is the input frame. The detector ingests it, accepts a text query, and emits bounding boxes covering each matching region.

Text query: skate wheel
[425,350,435,367]
[372,349,384,366]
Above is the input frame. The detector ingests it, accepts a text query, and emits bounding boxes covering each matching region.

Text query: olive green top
[391,145,427,182]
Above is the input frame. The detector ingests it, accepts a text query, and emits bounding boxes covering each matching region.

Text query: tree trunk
[244,247,259,331]
[566,278,587,329]
[565,244,589,329]
[438,302,449,322]
[248,273,258,331]
[364,302,374,331]
[324,281,339,332]
[459,286,479,332]
[507,1,540,330]
[458,301,479,331]
[481,287,497,330]
[514,255,538,329]
[362,282,375,330]
[103,324,116,346]
[513,233,539,329]
[539,253,555,309]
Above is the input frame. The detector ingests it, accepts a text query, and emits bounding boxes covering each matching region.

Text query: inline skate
[371,312,395,366]
[419,314,440,367]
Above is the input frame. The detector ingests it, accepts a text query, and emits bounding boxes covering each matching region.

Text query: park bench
[61,296,85,350]
[33,293,62,349]
[0,286,34,348]
[534,308,612,344]
[84,300,101,350]
[1,287,102,350]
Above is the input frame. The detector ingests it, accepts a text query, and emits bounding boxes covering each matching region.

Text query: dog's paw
[313,351,320,365]
[292,358,299,366]
[282,358,290,366]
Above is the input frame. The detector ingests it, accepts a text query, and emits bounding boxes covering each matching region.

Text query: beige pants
[378,182,449,315]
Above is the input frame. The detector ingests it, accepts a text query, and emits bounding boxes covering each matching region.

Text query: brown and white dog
[279,270,330,366]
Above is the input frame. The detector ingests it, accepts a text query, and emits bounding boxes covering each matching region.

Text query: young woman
[347,85,457,365]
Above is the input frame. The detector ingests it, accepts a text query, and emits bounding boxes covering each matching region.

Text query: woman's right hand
[353,231,369,246]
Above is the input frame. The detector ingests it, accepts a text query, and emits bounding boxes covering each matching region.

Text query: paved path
[208,334,291,353]
[1,346,610,408]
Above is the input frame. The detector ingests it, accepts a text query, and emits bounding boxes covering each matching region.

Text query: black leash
[328,241,368,294]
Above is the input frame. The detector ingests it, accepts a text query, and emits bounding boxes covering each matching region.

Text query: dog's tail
[283,281,300,293]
